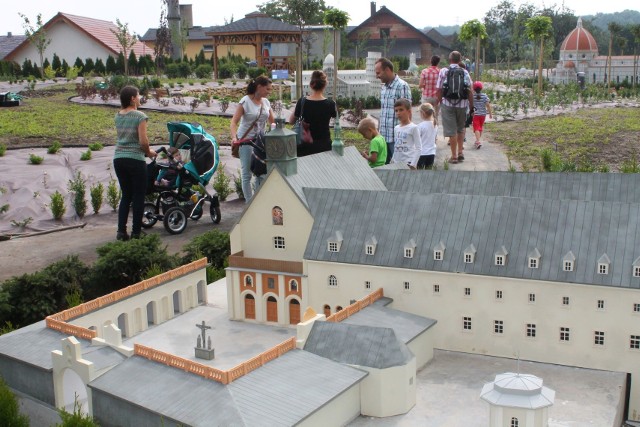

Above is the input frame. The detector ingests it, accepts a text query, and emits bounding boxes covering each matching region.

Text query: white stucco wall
[298,381,362,427]
[11,21,118,66]
[359,360,417,417]
[407,327,434,370]
[304,260,640,418]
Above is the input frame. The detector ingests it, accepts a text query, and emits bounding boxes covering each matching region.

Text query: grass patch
[487,108,640,172]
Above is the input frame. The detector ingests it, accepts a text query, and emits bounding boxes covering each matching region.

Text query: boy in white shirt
[392,98,421,169]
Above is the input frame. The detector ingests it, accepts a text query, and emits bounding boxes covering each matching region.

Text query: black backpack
[442,66,469,104]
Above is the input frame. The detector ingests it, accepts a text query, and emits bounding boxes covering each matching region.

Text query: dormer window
[563,251,575,272]
[404,238,416,259]
[327,231,343,253]
[464,244,476,264]
[528,248,541,269]
[365,236,377,256]
[598,254,610,275]
[434,241,445,261]
[495,246,508,266]
[633,256,640,277]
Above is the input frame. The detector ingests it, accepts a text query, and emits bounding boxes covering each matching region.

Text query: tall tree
[155,0,173,73]
[19,13,51,78]
[110,19,138,75]
[631,24,640,90]
[323,8,349,100]
[607,22,622,89]
[355,30,371,69]
[459,19,488,81]
[525,15,553,94]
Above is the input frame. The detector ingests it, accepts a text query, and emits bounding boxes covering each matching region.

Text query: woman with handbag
[288,70,337,157]
[230,75,274,203]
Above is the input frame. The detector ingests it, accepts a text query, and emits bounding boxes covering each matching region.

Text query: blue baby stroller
[143,121,221,234]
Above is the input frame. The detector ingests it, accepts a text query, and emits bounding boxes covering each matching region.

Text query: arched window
[328,275,338,287]
[272,206,283,225]
[289,279,298,292]
[244,275,253,287]
[510,417,519,427]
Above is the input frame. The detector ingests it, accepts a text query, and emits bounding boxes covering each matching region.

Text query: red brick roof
[6,12,152,60]
[560,18,598,53]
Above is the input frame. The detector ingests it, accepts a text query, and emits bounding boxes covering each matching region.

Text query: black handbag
[293,97,312,145]
[250,134,267,176]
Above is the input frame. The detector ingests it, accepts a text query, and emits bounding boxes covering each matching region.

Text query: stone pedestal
[195,347,215,360]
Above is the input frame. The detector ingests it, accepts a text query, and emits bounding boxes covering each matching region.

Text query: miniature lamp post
[332,119,344,156]
[264,98,298,176]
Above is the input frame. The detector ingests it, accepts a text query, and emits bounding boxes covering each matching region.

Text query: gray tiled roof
[0,321,125,370]
[304,321,413,368]
[208,13,299,34]
[343,301,437,345]
[0,34,27,60]
[140,26,219,42]
[286,146,387,208]
[376,170,640,203]
[303,188,640,289]
[89,350,366,426]
[229,349,366,425]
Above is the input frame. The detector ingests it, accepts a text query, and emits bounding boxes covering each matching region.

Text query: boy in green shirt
[358,117,387,167]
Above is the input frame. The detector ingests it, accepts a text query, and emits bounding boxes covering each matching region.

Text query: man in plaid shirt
[375,57,411,164]
[419,55,441,124]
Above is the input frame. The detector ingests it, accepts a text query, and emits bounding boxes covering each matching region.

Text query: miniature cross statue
[196,320,211,349]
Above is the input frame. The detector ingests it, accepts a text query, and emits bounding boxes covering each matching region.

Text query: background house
[0,32,27,60]
[4,12,151,68]
[347,2,448,65]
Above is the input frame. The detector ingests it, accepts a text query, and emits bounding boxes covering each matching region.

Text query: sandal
[448,158,458,164]
[458,154,465,161]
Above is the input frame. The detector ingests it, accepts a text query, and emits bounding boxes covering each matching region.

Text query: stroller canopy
[167,122,219,185]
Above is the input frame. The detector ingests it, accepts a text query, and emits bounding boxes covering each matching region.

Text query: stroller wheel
[163,206,188,234]
[210,205,221,224]
[142,203,158,228]
[191,204,203,220]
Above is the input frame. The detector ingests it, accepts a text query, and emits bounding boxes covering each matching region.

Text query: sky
[3,0,639,36]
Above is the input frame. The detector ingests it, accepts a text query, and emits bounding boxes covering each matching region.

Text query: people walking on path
[391,98,421,169]
[471,81,492,149]
[417,103,437,169]
[375,57,411,164]
[419,55,441,124]
[436,51,473,164]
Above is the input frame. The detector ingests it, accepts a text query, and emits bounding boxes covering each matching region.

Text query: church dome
[560,18,598,52]
[564,61,575,69]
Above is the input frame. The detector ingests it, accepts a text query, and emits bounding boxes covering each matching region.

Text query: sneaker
[116,231,129,241]
[475,141,482,149]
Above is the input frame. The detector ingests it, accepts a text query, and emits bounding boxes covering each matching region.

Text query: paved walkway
[369,107,514,172]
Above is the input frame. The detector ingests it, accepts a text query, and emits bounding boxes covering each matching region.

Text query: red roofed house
[551,17,637,85]
[5,12,151,69]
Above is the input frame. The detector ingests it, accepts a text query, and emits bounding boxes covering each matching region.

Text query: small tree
[525,15,553,94]
[459,19,488,82]
[323,8,349,100]
[67,171,87,218]
[90,182,104,214]
[110,18,138,75]
[632,24,640,91]
[607,22,622,89]
[0,377,29,426]
[19,13,51,78]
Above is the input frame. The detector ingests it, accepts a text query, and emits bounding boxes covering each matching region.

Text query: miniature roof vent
[327,231,343,253]
[528,248,541,269]
[404,238,416,259]
[597,253,610,275]
[633,256,640,278]
[495,246,509,266]
[563,251,575,272]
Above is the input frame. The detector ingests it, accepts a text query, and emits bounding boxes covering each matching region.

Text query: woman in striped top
[113,85,156,241]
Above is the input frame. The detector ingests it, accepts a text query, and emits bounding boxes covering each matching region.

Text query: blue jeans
[386,142,394,164]
[114,157,147,235]
[239,145,254,203]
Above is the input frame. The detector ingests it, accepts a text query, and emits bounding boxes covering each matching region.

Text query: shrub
[106,178,121,211]
[88,142,103,151]
[150,77,161,88]
[68,171,87,218]
[48,141,62,154]
[195,64,212,79]
[86,234,177,299]
[181,229,230,269]
[65,66,80,81]
[0,143,5,156]
[247,67,267,80]
[50,190,66,220]
[0,204,8,214]
[0,377,29,427]
[80,149,92,161]
[211,164,232,201]
[90,182,104,214]
[29,154,44,164]
[236,63,247,79]
[57,399,99,426]
[233,174,244,199]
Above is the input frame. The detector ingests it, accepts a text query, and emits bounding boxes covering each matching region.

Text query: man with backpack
[437,51,474,164]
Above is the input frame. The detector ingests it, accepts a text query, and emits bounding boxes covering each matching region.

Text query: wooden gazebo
[206,12,302,92]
